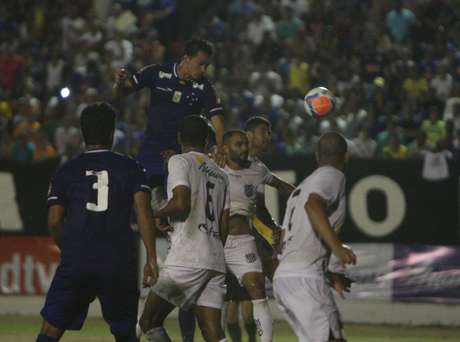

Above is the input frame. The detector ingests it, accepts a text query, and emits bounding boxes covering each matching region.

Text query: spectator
[385,0,416,45]
[430,62,454,101]
[246,9,276,46]
[10,132,34,162]
[31,130,57,161]
[408,130,429,158]
[421,105,446,149]
[383,132,408,159]
[350,126,377,158]
[276,6,303,41]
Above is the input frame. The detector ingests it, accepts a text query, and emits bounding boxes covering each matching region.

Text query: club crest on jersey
[244,184,255,198]
[172,91,182,103]
[159,71,172,79]
[245,253,257,263]
[192,82,204,90]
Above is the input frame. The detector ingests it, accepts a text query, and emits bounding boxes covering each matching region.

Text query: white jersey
[224,160,273,217]
[164,151,230,273]
[276,166,346,278]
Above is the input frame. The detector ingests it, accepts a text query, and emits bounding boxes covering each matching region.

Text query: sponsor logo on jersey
[199,162,226,181]
[159,71,172,79]
[245,252,257,263]
[192,82,204,90]
[172,91,182,103]
[244,184,255,198]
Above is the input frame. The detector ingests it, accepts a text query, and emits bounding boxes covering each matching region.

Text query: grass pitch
[1,315,460,341]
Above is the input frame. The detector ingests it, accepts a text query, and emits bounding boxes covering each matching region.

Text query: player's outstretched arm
[305,193,356,266]
[153,185,191,221]
[210,114,226,167]
[113,68,136,98]
[267,174,295,198]
[48,204,65,249]
[134,191,158,287]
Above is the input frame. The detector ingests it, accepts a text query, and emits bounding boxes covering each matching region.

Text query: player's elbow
[175,200,191,219]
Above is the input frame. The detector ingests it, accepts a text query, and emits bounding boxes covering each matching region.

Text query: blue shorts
[40,262,139,335]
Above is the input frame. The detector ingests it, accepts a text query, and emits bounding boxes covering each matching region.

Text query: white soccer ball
[304,87,336,119]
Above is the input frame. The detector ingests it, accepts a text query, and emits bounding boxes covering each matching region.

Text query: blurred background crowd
[1,0,460,163]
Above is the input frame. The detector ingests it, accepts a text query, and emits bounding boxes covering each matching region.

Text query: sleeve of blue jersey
[131,64,159,91]
[47,169,66,207]
[132,161,152,194]
[203,82,224,118]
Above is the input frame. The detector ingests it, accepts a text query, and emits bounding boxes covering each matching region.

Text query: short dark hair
[80,102,116,146]
[179,115,209,147]
[223,129,246,144]
[317,131,347,161]
[183,39,214,58]
[244,116,271,132]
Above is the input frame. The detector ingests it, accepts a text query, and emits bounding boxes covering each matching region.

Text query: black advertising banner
[1,156,459,244]
[0,158,60,234]
[266,156,460,245]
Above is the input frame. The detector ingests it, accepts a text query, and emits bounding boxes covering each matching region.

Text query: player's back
[165,151,229,273]
[276,166,346,277]
[48,149,149,266]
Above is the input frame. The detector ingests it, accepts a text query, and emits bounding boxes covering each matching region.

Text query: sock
[218,339,228,342]
[36,334,57,342]
[136,323,142,339]
[145,327,172,342]
[251,299,273,342]
[114,332,138,342]
[244,321,257,342]
[226,322,242,342]
[179,309,196,342]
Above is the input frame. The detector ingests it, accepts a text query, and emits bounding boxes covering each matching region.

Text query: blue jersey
[47,149,151,265]
[131,63,223,177]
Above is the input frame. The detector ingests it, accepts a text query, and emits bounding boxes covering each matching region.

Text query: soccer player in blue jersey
[113,38,225,186]
[114,38,225,341]
[36,102,158,342]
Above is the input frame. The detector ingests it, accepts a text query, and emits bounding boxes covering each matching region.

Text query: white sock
[252,298,273,342]
[136,323,142,339]
[145,326,171,342]
[218,339,227,342]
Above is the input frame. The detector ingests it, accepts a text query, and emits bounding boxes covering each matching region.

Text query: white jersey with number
[224,161,273,217]
[275,166,346,278]
[164,151,230,273]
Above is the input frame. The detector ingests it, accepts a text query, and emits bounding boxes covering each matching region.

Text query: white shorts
[273,276,345,342]
[225,234,263,284]
[152,265,225,310]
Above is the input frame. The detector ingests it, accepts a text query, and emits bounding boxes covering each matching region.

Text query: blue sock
[36,334,57,342]
[179,309,196,342]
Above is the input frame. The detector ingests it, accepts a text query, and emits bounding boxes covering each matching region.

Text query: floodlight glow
[60,87,70,98]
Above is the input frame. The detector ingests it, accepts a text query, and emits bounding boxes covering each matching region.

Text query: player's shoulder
[113,151,145,169]
[249,159,269,173]
[314,166,344,179]
[306,166,345,190]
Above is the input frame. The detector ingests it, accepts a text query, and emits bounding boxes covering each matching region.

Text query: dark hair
[183,39,214,58]
[317,131,347,161]
[80,102,116,146]
[244,116,271,132]
[223,129,246,144]
[179,115,209,147]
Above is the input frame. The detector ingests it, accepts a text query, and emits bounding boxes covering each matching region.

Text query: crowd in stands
[1,0,460,164]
